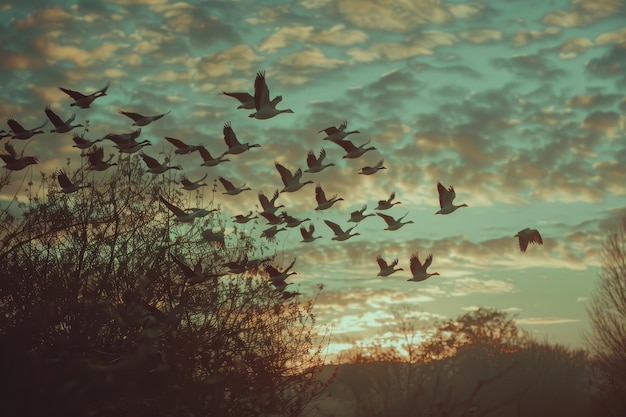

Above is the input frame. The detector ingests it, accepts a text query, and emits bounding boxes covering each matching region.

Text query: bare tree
[0,156,329,417]
[585,216,626,416]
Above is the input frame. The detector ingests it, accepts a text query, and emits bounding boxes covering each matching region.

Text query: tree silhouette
[335,307,594,417]
[585,216,626,416]
[0,156,328,417]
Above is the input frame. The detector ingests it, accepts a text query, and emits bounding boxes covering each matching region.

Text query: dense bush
[0,156,328,417]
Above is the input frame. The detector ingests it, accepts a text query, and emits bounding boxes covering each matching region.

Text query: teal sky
[1,0,625,355]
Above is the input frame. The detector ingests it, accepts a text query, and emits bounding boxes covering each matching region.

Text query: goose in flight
[219,176,251,195]
[114,140,151,154]
[245,257,273,275]
[103,128,142,144]
[56,169,90,194]
[514,228,543,252]
[170,253,223,285]
[223,122,261,154]
[0,142,38,170]
[72,133,103,149]
[260,224,287,241]
[6,117,47,140]
[180,173,208,191]
[165,137,202,155]
[275,162,314,193]
[258,189,285,214]
[85,146,117,171]
[59,82,109,108]
[281,212,310,228]
[265,258,297,288]
[314,184,343,211]
[436,182,468,215]
[319,120,360,142]
[377,212,414,231]
[232,211,257,224]
[348,205,375,223]
[376,256,403,277]
[200,228,225,247]
[324,220,360,241]
[139,152,182,174]
[280,290,301,300]
[358,159,386,175]
[198,146,230,167]
[304,148,335,173]
[332,138,377,159]
[45,106,84,133]
[222,91,255,110]
[159,196,214,222]
[249,71,294,120]
[223,256,249,274]
[300,224,321,243]
[118,110,170,126]
[376,191,402,210]
[407,253,440,282]
[260,211,286,225]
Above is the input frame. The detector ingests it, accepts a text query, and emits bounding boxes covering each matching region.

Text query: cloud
[13,6,73,29]
[516,317,580,325]
[347,31,458,62]
[586,41,626,78]
[510,27,560,47]
[541,0,625,27]
[259,24,368,52]
[581,110,622,137]
[449,278,517,297]
[492,54,567,80]
[566,93,622,108]
[337,0,455,32]
[556,37,593,59]
[276,47,345,72]
[458,29,502,44]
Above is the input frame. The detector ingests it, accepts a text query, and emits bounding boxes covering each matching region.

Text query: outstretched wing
[422,254,433,272]
[118,110,144,122]
[219,176,235,191]
[139,152,161,168]
[333,138,357,152]
[319,125,339,135]
[57,170,73,188]
[45,106,64,126]
[59,87,87,100]
[159,196,186,217]
[377,212,395,226]
[324,220,343,235]
[275,162,294,185]
[254,71,270,110]
[530,229,543,246]
[437,182,454,208]
[165,137,188,149]
[7,118,25,133]
[258,192,270,210]
[409,253,424,275]
[223,91,253,103]
[223,122,240,147]
[315,184,327,204]
[170,253,194,279]
[376,255,389,270]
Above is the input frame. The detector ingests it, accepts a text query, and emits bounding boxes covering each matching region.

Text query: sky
[1,0,626,357]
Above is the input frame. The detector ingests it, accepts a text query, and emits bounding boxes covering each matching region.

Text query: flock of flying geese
[0,71,544,297]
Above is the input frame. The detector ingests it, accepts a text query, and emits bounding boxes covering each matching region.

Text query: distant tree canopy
[0,156,328,417]
[334,308,594,417]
